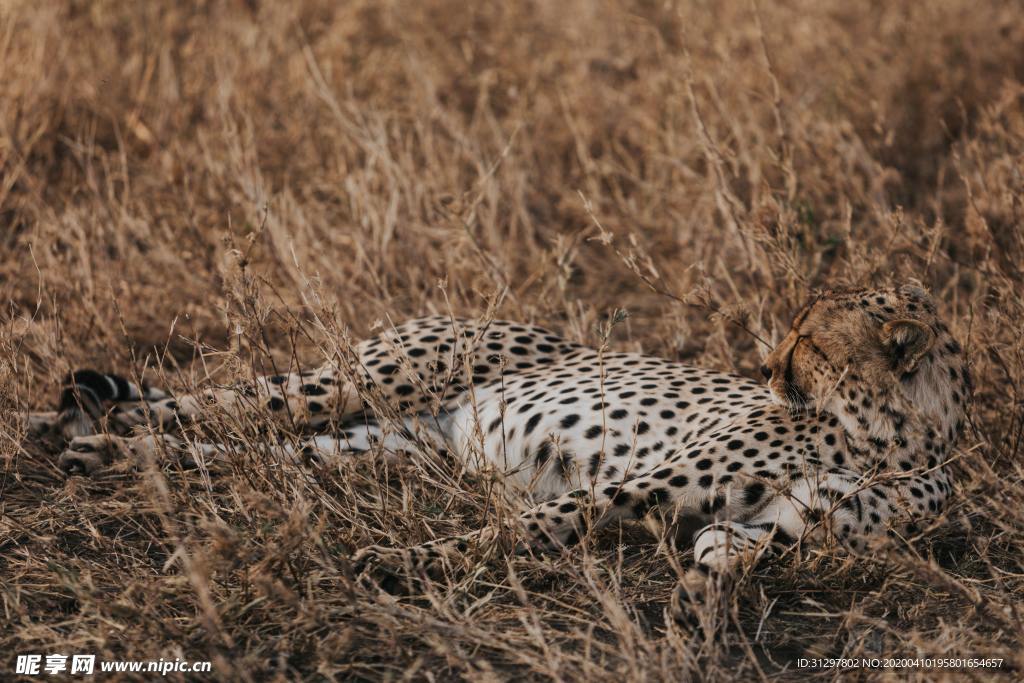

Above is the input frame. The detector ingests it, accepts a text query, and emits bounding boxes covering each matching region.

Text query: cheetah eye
[795,334,835,366]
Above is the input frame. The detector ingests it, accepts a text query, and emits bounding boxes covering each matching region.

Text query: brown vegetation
[2,0,1023,680]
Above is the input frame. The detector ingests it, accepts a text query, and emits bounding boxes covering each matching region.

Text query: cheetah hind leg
[293,413,449,467]
[143,365,371,433]
[57,432,223,476]
[54,365,369,437]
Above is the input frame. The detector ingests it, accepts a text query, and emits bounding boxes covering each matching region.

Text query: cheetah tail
[56,369,163,439]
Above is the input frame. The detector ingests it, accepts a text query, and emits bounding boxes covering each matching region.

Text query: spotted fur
[44,285,969,602]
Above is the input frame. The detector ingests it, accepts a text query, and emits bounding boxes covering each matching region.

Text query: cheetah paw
[58,435,129,475]
[58,433,191,476]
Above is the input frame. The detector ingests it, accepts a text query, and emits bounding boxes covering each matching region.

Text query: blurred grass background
[2,0,1023,680]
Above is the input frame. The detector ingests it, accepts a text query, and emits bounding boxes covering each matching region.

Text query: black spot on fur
[743,483,765,506]
[525,413,543,435]
[535,442,552,467]
[300,383,327,396]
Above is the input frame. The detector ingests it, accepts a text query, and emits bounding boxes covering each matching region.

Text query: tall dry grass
[2,0,1023,680]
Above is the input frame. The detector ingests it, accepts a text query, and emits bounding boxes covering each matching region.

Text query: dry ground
[2,1,1024,680]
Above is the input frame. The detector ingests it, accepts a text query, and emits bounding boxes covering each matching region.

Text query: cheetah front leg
[674,466,950,606]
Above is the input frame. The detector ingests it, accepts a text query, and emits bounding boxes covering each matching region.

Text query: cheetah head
[760,284,970,440]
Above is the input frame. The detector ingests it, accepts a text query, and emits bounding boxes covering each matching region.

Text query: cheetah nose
[760,365,773,380]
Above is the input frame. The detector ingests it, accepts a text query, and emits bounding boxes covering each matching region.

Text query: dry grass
[2,0,1024,680]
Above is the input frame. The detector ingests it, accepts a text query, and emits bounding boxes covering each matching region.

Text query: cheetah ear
[881,319,935,374]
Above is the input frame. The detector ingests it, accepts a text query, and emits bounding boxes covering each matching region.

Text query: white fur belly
[442,386,585,501]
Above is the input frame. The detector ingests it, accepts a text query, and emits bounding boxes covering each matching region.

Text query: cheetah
[41,284,969,602]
